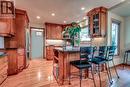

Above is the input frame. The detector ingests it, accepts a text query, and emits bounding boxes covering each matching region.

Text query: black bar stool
[69,47,96,87]
[106,46,119,81]
[123,50,130,68]
[90,46,112,87]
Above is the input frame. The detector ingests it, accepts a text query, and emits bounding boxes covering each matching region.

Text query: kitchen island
[53,47,82,85]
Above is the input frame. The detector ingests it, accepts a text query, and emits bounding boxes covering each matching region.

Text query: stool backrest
[98,46,108,59]
[107,46,116,57]
[80,47,95,61]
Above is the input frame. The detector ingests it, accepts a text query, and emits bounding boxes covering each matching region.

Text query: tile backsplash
[46,40,64,46]
[91,37,106,46]
[46,37,106,47]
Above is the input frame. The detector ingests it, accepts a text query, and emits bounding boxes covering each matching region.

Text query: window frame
[111,18,121,56]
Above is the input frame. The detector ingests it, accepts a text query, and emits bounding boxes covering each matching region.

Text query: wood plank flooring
[1,59,130,87]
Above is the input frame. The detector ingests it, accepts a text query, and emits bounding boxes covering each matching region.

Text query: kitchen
[0,0,130,87]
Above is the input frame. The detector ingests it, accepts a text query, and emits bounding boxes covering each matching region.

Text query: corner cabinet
[87,7,107,37]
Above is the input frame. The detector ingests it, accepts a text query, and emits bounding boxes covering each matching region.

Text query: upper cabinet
[87,7,108,37]
[4,9,29,49]
[45,23,63,39]
[0,18,15,37]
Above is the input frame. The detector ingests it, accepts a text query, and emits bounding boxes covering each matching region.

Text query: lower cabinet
[46,46,54,60]
[17,48,25,71]
[7,48,25,75]
[0,56,8,85]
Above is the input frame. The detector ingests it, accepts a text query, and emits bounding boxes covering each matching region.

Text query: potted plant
[62,22,81,47]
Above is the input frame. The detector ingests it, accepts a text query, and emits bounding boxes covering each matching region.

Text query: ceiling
[110,0,130,17]
[15,0,125,25]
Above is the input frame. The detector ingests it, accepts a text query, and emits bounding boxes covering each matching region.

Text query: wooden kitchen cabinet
[46,46,54,60]
[7,49,18,75]
[45,23,63,39]
[0,55,8,85]
[7,48,25,75]
[0,18,15,37]
[87,7,107,37]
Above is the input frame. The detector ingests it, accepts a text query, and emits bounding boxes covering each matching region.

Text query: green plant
[62,22,81,46]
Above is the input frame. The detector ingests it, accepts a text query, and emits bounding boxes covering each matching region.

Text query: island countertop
[54,47,80,52]
[0,52,7,58]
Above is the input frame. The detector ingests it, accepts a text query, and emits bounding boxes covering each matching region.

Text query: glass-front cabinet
[87,7,107,37]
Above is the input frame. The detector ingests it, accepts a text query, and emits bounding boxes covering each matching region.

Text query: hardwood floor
[1,59,130,87]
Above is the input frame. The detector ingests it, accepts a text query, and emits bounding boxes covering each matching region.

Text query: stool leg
[69,64,71,85]
[126,53,129,65]
[91,67,96,87]
[79,69,82,87]
[107,61,113,84]
[123,52,126,69]
[98,64,102,87]
[105,63,112,86]
[112,59,119,79]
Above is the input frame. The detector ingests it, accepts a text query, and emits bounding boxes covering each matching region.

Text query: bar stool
[90,46,112,87]
[123,50,130,68]
[106,46,119,81]
[69,47,96,87]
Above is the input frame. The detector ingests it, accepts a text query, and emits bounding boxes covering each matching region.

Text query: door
[31,28,44,59]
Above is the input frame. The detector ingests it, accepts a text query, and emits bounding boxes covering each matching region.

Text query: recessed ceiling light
[51,13,55,16]
[81,7,85,11]
[64,21,67,23]
[77,21,79,23]
[36,16,40,19]
[121,0,125,2]
[83,17,86,20]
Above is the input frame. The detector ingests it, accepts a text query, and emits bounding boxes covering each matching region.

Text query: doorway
[31,27,44,59]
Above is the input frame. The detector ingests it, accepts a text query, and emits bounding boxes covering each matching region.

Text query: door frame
[30,27,45,60]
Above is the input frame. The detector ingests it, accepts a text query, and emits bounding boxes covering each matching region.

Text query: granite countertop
[54,47,80,52]
[0,52,7,58]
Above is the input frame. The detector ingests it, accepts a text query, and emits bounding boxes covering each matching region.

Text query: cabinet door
[0,19,10,35]
[7,50,18,75]
[56,25,62,39]
[45,23,63,39]
[46,25,51,39]
[9,18,15,36]
[17,55,24,71]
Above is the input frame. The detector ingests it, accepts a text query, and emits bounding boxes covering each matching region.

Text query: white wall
[30,23,44,28]
[107,11,125,66]
[124,16,130,49]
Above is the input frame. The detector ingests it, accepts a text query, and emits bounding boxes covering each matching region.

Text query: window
[80,26,91,41]
[111,20,120,55]
[0,37,4,48]
[36,31,42,36]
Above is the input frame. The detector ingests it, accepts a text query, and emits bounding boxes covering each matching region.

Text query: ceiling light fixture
[64,21,66,23]
[83,17,86,20]
[81,7,85,11]
[77,21,79,23]
[121,0,125,2]
[36,16,40,19]
[51,13,55,16]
